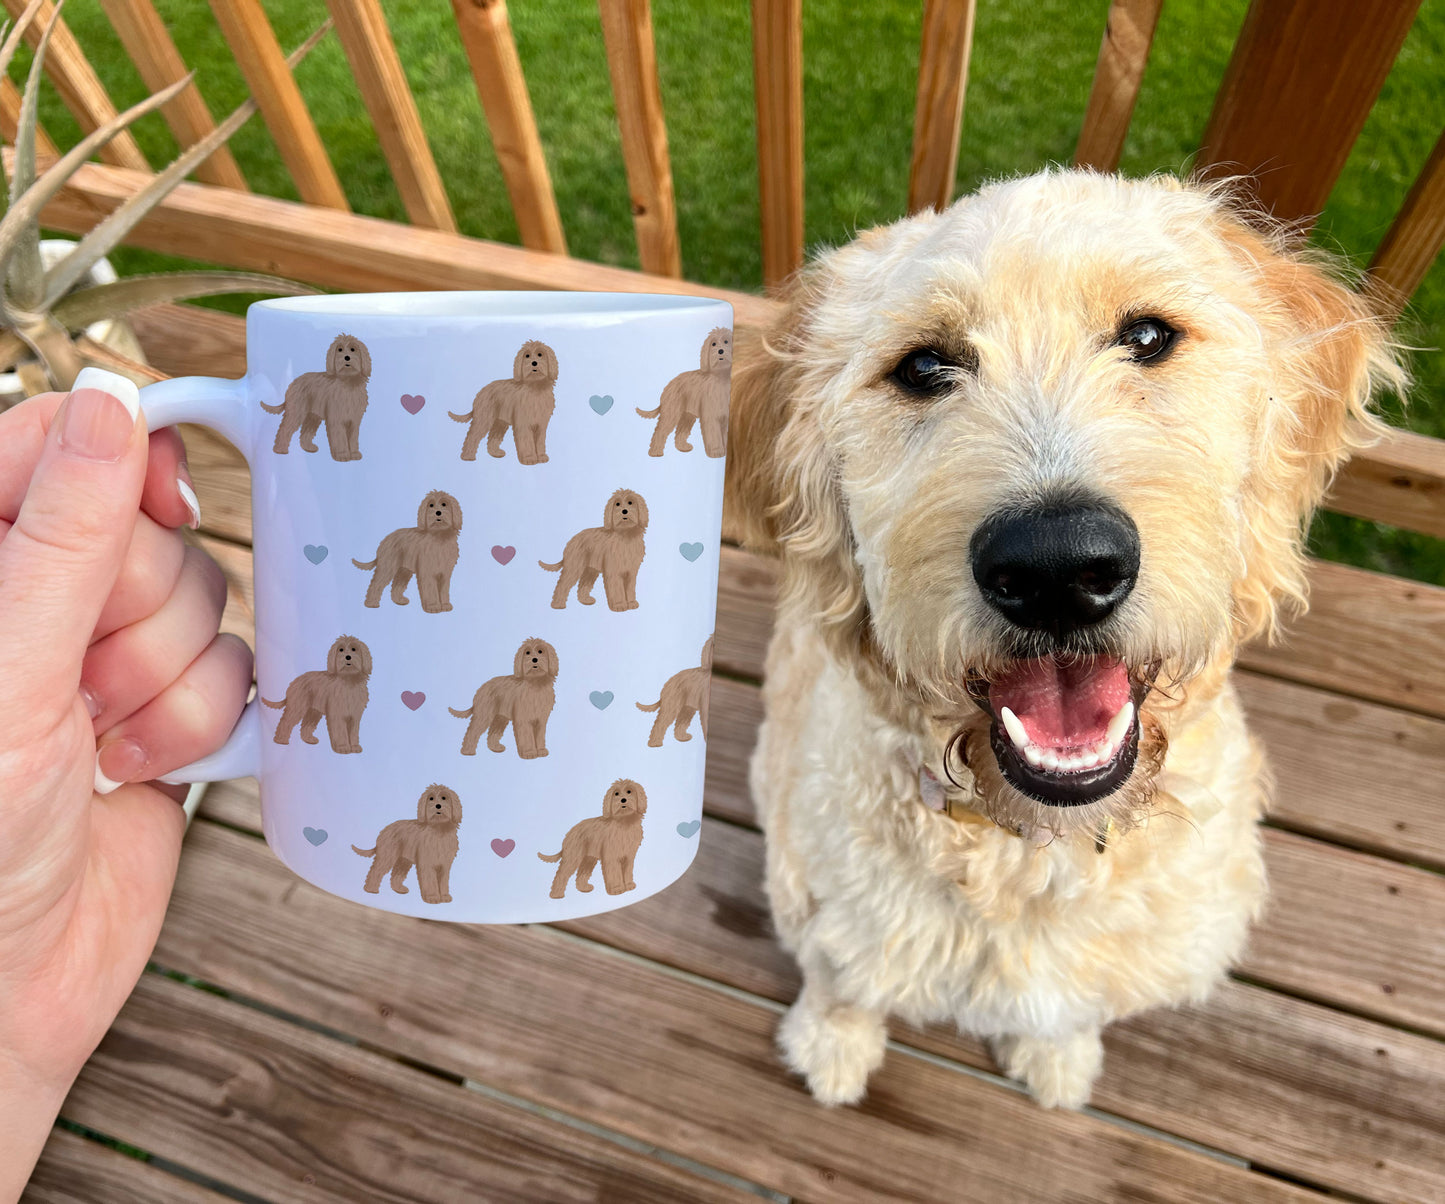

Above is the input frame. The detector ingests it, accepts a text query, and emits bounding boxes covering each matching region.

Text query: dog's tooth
[1023,745,1045,768]
[1079,750,1100,769]
[1105,700,1135,748]
[1040,751,1060,772]
[999,706,1030,751]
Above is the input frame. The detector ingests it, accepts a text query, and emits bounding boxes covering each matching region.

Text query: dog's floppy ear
[416,787,431,821]
[543,343,559,381]
[543,640,559,677]
[513,642,527,677]
[327,639,342,673]
[513,344,528,382]
[416,494,431,528]
[1223,217,1406,641]
[327,336,343,374]
[447,493,462,531]
[358,639,373,675]
[700,635,713,668]
[633,492,648,531]
[631,781,648,815]
[357,338,371,378]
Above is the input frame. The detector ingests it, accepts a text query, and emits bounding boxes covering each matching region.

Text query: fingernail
[95,737,146,795]
[79,682,103,720]
[176,470,202,530]
[59,369,142,463]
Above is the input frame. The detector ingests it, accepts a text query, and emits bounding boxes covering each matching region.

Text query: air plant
[0,0,327,403]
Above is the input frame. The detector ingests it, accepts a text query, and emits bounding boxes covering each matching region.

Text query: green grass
[22,0,1445,583]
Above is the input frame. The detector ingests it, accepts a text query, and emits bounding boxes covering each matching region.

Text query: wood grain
[150,821,1320,1204]
[1072,0,1163,172]
[325,0,456,232]
[0,75,57,158]
[58,972,763,1204]
[907,0,975,214]
[599,0,681,277]
[1,0,149,170]
[207,0,349,211]
[751,0,804,287]
[1326,427,1445,540]
[33,157,769,327]
[450,0,566,254]
[1368,125,1445,321]
[23,1126,230,1203]
[97,0,249,191]
[1197,0,1422,224]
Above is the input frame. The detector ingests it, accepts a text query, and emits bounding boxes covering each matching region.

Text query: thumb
[0,368,148,723]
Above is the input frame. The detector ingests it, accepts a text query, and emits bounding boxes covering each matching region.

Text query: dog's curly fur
[637,636,713,746]
[726,170,1405,1110]
[261,634,372,753]
[539,779,647,898]
[353,784,462,904]
[262,333,371,461]
[540,488,648,611]
[638,327,733,457]
[354,490,463,612]
[450,637,559,758]
[450,339,559,464]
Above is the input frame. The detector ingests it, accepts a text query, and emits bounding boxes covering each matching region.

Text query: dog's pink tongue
[989,656,1130,748]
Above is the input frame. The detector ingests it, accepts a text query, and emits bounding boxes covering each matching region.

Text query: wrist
[0,1051,74,1200]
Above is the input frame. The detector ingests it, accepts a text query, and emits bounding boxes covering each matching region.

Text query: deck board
[22,1127,231,1204]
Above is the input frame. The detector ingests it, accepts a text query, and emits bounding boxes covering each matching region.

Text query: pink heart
[401,691,425,711]
[490,838,515,858]
[491,545,516,565]
[400,393,425,414]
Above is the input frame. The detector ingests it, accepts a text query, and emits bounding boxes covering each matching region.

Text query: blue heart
[679,542,703,562]
[589,394,614,414]
[589,690,614,710]
[676,820,701,839]
[303,544,328,565]
[303,826,328,846]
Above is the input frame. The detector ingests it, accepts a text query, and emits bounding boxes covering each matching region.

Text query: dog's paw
[675,731,692,742]
[778,995,886,1107]
[991,1031,1102,1110]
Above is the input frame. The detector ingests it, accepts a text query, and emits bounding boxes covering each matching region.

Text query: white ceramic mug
[142,291,732,922]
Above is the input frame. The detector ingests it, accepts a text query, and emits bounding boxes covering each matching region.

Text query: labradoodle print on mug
[262,635,372,753]
[450,637,558,759]
[450,339,559,464]
[539,779,647,899]
[354,490,463,612]
[540,488,648,611]
[638,327,732,458]
[263,333,371,461]
[638,635,712,747]
[353,784,462,904]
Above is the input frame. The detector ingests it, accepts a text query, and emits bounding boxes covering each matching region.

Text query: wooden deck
[26,303,1445,1204]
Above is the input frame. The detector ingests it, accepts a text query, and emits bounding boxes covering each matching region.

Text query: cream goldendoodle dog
[353,784,462,904]
[261,634,371,753]
[449,339,559,464]
[539,779,647,898]
[540,488,648,611]
[638,327,733,457]
[726,169,1404,1111]
[450,637,559,758]
[637,635,713,746]
[353,490,463,612]
[262,332,371,461]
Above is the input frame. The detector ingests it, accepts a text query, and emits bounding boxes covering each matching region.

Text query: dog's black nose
[970,502,1139,636]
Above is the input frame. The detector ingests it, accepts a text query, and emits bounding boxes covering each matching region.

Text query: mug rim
[253,290,732,320]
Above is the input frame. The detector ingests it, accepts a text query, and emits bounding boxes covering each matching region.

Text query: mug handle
[138,374,262,785]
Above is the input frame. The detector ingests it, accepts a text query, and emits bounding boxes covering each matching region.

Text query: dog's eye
[891,348,962,396]
[1116,317,1178,363]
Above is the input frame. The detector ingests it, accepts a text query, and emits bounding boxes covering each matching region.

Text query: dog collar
[913,759,1111,852]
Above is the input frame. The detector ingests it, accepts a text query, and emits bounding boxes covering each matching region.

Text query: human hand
[0,368,252,1197]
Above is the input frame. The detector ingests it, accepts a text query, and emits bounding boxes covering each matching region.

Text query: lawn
[19,0,1445,584]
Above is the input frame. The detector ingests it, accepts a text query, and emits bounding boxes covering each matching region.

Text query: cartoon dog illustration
[353,784,462,904]
[450,637,559,758]
[539,779,647,898]
[261,634,372,753]
[637,327,732,457]
[637,636,712,746]
[449,340,559,464]
[353,490,463,612]
[539,488,648,611]
[262,333,371,461]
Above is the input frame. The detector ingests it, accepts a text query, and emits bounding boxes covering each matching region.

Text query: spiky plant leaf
[0,0,44,89]
[52,271,318,329]
[5,0,61,312]
[0,68,192,315]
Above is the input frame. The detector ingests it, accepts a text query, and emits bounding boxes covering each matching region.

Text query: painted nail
[79,682,103,720]
[176,472,202,530]
[94,737,146,795]
[59,368,141,463]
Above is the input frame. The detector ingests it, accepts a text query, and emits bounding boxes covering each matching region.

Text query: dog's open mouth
[966,655,1155,807]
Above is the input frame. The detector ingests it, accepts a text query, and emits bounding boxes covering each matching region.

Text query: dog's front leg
[778,947,888,1107]
[300,412,322,454]
[989,1030,1104,1110]
[325,415,348,461]
[603,568,626,612]
[531,717,548,757]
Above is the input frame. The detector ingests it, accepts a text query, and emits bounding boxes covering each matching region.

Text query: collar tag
[919,764,948,811]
